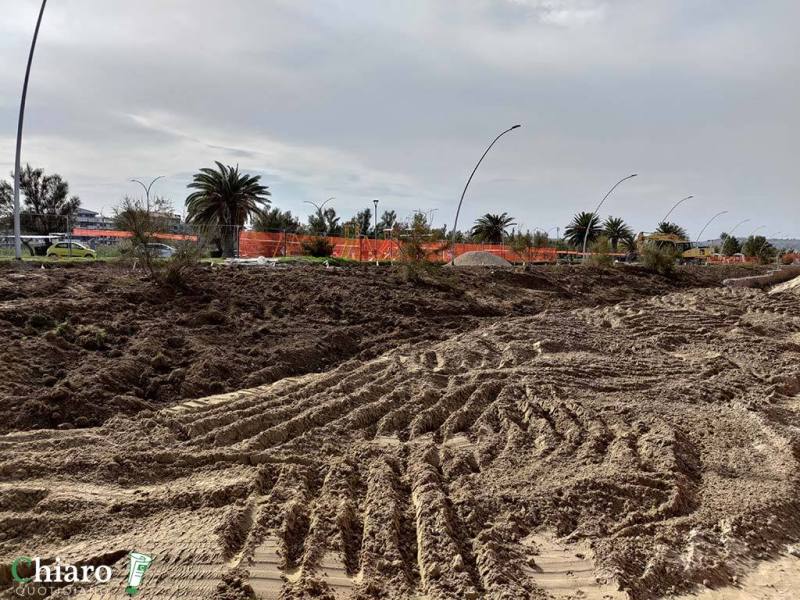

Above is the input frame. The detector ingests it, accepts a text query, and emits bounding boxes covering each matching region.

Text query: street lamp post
[747,225,765,239]
[373,199,379,265]
[304,197,335,235]
[13,0,49,261]
[581,173,638,261]
[450,124,521,263]
[695,211,728,244]
[721,218,750,255]
[130,176,164,213]
[660,195,694,225]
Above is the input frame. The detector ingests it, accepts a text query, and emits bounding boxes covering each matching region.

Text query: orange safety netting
[72,228,198,242]
[238,231,569,262]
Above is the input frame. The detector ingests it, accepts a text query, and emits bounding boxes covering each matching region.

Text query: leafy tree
[377,210,398,234]
[354,208,373,237]
[603,216,633,251]
[655,221,688,239]
[308,207,341,236]
[619,232,637,253]
[185,162,270,258]
[254,207,302,233]
[564,211,601,248]
[0,180,11,218]
[1,165,81,234]
[471,212,516,244]
[720,232,741,256]
[510,230,534,264]
[742,235,776,264]
[533,230,549,248]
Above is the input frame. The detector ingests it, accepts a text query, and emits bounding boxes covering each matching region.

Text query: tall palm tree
[186,162,271,257]
[471,213,516,244]
[655,221,687,239]
[603,216,633,251]
[564,211,601,248]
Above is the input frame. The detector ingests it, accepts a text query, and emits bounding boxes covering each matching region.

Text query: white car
[137,243,176,258]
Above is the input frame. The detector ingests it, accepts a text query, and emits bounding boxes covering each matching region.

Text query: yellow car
[46,241,96,259]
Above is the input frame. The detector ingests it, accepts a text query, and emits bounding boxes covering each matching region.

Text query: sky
[1,0,798,239]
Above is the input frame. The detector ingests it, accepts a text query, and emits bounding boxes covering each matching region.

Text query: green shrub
[301,237,334,257]
[642,244,676,276]
[586,235,613,267]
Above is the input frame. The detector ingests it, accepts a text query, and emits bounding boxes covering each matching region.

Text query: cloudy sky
[1,0,798,238]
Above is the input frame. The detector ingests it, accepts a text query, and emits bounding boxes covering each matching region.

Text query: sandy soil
[1,262,797,600]
[0,262,761,432]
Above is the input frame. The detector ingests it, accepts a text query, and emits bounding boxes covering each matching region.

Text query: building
[74,208,115,230]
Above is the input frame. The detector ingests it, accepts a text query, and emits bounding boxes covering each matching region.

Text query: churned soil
[0,261,763,433]
[0,261,798,600]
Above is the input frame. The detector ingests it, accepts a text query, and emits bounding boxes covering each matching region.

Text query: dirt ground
[1,261,798,600]
[0,261,763,433]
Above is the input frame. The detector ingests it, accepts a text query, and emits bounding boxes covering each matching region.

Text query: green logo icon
[126,552,154,596]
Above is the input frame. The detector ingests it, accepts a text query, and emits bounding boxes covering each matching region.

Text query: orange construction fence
[239,231,586,263]
[72,228,198,242]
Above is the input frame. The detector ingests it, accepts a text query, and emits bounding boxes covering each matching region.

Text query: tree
[603,216,633,251]
[354,208,372,237]
[742,235,776,264]
[308,207,341,236]
[1,165,81,234]
[377,210,398,234]
[720,232,741,256]
[655,221,688,239]
[510,230,534,264]
[0,180,11,217]
[185,162,270,258]
[471,213,516,244]
[254,208,302,233]
[533,230,549,248]
[564,211,601,248]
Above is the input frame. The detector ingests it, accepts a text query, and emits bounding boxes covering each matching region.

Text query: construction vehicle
[635,232,716,264]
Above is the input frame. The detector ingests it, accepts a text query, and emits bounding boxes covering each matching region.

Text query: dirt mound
[0,262,764,433]
[1,278,798,599]
[451,251,512,267]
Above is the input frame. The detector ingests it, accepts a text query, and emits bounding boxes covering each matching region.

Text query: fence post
[283,229,287,256]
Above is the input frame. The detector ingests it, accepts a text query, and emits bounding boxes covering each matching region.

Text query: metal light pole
[722,218,749,254]
[304,197,334,235]
[759,232,781,261]
[131,176,164,212]
[660,195,693,225]
[696,211,728,244]
[581,173,638,261]
[373,199,379,265]
[13,0,49,260]
[450,124,521,263]
[747,225,765,239]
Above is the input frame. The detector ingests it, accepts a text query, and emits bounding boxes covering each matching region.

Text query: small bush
[642,244,676,276]
[161,242,203,289]
[586,236,613,267]
[301,237,334,257]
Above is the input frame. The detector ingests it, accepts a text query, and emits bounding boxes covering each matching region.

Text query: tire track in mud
[2,285,800,599]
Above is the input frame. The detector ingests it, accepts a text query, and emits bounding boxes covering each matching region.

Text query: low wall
[722,265,800,289]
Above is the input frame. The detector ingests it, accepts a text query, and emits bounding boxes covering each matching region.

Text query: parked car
[134,243,176,258]
[46,241,96,259]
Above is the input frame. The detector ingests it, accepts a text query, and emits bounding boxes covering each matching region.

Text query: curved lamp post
[747,225,765,239]
[13,0,49,260]
[660,195,693,225]
[581,173,638,260]
[130,176,164,212]
[720,218,749,255]
[696,210,728,244]
[450,124,521,263]
[304,197,335,234]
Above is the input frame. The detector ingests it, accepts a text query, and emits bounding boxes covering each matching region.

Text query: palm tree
[471,213,516,244]
[186,162,271,257]
[602,216,633,251]
[655,221,687,239]
[564,211,601,248]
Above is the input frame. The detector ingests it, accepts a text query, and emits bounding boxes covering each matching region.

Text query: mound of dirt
[0,262,768,434]
[0,267,797,599]
[451,250,512,267]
